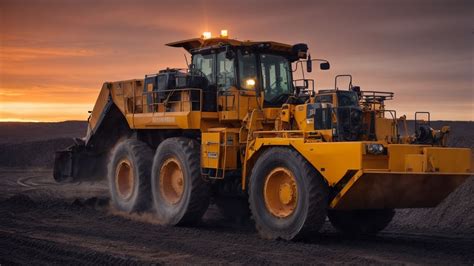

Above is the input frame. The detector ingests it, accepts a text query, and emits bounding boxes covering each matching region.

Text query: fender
[244,137,364,188]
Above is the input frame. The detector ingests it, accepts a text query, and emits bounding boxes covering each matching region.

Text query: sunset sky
[0,0,472,122]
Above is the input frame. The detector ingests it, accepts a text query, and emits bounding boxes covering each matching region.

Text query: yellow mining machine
[54,31,472,239]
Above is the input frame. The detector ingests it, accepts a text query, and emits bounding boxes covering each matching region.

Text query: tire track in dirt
[17,175,85,188]
[0,231,140,265]
[1,195,473,264]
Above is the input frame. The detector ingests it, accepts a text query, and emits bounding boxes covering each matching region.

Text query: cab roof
[166,37,293,54]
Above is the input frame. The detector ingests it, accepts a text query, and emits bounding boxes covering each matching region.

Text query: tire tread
[249,147,329,240]
[108,138,153,212]
[152,137,210,225]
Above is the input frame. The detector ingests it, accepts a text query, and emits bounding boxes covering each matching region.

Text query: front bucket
[330,170,471,210]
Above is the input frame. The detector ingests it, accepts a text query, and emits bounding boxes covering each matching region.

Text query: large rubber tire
[108,139,153,213]
[327,209,395,236]
[249,147,329,240]
[151,137,210,225]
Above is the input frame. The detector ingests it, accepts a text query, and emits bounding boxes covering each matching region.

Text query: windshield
[192,54,215,84]
[217,51,235,90]
[337,91,359,107]
[260,54,292,106]
[238,50,258,90]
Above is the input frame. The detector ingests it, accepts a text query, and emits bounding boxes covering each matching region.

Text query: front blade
[330,171,471,209]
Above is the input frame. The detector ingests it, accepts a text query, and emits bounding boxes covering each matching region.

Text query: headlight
[366,143,384,155]
[245,79,256,88]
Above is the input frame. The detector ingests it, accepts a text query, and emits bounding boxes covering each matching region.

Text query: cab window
[217,51,235,90]
[260,54,291,104]
[192,54,215,84]
[337,91,359,107]
[238,50,257,90]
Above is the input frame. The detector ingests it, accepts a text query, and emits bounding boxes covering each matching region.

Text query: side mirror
[320,62,330,70]
[307,56,313,73]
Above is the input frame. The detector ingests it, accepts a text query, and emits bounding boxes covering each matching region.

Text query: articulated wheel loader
[54,31,472,240]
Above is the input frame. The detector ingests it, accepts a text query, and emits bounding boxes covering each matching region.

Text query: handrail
[360,91,394,102]
[127,88,203,114]
[414,111,431,136]
[293,78,315,96]
[359,90,394,112]
[383,109,398,142]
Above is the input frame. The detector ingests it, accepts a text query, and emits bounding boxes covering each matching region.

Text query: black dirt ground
[0,121,473,264]
[0,170,473,264]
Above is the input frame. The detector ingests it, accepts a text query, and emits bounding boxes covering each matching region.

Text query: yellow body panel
[202,132,221,169]
[247,137,364,186]
[293,104,312,131]
[201,128,239,170]
[110,79,143,115]
[92,78,221,130]
[388,145,424,171]
[423,147,471,172]
[404,154,425,172]
[218,87,261,121]
[126,111,204,129]
[88,83,111,132]
[375,117,396,143]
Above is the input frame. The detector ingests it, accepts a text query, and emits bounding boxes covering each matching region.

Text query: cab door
[216,50,238,120]
[218,50,259,121]
[192,53,217,112]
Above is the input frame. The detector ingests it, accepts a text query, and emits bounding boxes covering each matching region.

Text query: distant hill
[0,120,472,168]
[0,138,75,168]
[0,121,87,144]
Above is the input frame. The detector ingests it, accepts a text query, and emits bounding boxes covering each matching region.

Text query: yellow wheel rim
[159,158,184,204]
[263,167,298,218]
[115,159,135,200]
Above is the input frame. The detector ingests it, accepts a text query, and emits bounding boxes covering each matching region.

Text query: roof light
[220,29,228,38]
[202,31,212,39]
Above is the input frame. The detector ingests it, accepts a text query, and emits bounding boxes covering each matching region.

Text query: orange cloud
[0,85,98,104]
[0,102,93,122]
[0,46,96,62]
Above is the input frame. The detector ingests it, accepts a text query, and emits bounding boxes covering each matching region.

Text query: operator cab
[312,75,365,141]
[188,41,299,107]
[167,36,310,111]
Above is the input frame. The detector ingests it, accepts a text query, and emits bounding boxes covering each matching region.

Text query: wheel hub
[115,159,135,200]
[264,167,298,218]
[279,183,294,205]
[159,158,184,204]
